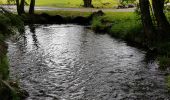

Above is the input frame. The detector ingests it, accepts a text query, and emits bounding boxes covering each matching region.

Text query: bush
[0,14,11,34]
[91,17,106,31]
[0,13,24,38]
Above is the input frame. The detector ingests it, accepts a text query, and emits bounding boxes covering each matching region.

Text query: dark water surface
[7,25,170,100]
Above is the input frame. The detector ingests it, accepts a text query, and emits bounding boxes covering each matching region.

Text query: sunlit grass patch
[91,12,142,41]
[1,0,118,8]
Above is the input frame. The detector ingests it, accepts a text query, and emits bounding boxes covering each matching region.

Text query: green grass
[91,12,142,41]
[158,56,170,70]
[0,54,9,80]
[1,0,118,8]
[166,75,170,90]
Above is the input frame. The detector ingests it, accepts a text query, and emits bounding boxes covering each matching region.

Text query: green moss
[166,75,170,90]
[158,57,170,70]
[0,55,9,80]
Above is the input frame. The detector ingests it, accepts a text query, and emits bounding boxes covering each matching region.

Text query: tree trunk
[16,0,21,15]
[152,0,170,34]
[83,0,93,7]
[29,0,35,14]
[139,0,154,39]
[20,0,25,14]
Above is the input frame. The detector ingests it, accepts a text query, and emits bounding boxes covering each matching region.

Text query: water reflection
[7,24,170,100]
[29,25,39,49]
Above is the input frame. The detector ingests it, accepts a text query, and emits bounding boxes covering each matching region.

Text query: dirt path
[0,5,135,12]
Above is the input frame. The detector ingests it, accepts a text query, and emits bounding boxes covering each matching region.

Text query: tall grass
[91,17,106,31]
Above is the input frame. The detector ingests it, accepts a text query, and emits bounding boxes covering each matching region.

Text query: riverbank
[0,10,28,99]
[90,11,170,88]
[90,12,170,70]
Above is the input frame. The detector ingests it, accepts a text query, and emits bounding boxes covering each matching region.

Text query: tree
[29,0,35,14]
[20,0,25,14]
[12,0,25,15]
[152,0,170,34]
[139,0,154,39]
[15,0,21,15]
[83,0,93,7]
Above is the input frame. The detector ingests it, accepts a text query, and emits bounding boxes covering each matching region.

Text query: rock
[128,4,135,8]
[50,15,64,24]
[72,16,88,24]
[9,81,19,88]
[40,13,51,19]
[92,10,104,16]
[117,5,128,9]
[88,10,105,20]
[18,89,29,99]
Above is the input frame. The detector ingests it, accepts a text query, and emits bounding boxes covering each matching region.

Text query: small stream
[7,24,170,100]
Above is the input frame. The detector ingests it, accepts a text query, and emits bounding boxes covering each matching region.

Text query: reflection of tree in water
[16,27,27,54]
[29,25,39,49]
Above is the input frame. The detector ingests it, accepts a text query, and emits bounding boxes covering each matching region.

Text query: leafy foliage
[0,12,24,38]
[118,0,136,5]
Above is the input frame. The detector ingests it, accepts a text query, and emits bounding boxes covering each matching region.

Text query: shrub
[91,17,106,31]
[0,13,24,37]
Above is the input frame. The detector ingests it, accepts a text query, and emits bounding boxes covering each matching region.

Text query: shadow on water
[29,25,39,49]
[144,49,157,64]
[94,31,158,64]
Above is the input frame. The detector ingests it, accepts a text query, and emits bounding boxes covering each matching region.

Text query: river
[7,24,170,100]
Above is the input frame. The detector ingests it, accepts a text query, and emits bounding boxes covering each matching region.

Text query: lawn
[0,0,118,8]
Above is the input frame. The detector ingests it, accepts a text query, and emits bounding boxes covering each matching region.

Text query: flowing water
[7,24,170,100]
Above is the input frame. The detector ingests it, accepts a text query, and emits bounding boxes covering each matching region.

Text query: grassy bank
[0,11,28,100]
[90,11,170,89]
[35,10,92,17]
[91,12,143,44]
